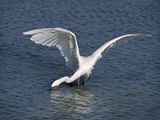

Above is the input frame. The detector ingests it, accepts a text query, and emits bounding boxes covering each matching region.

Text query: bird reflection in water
[50,86,94,116]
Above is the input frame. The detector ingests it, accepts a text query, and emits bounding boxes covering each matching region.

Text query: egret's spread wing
[92,34,151,61]
[23,28,80,67]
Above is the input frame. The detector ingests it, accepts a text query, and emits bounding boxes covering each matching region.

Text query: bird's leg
[77,78,81,85]
[79,78,85,85]
[79,73,89,85]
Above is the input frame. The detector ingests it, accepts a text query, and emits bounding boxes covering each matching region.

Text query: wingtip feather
[23,32,28,35]
[23,29,41,35]
[23,31,33,35]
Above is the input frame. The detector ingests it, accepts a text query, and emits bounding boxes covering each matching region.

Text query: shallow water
[0,0,160,120]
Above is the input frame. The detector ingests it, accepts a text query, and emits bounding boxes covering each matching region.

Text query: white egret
[23,27,150,88]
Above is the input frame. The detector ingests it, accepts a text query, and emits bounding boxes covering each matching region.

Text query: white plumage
[23,27,150,88]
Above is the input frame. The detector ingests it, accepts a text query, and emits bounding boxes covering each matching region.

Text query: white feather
[23,28,80,67]
[23,28,151,88]
[92,34,151,61]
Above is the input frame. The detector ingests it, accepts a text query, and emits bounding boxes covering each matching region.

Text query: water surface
[0,0,160,120]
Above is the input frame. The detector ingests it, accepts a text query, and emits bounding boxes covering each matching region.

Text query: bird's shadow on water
[49,85,94,115]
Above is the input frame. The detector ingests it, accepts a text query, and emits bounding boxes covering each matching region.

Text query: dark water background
[0,0,160,120]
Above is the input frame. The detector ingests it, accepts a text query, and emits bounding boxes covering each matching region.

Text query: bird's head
[51,76,70,89]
